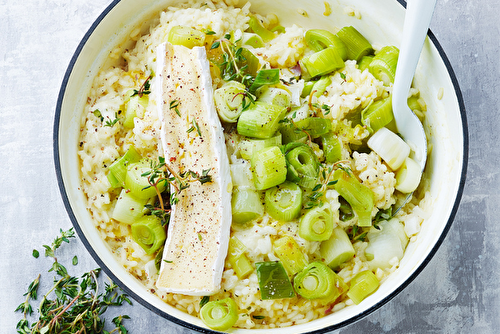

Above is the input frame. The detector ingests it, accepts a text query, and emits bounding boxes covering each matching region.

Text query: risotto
[78,0,431,330]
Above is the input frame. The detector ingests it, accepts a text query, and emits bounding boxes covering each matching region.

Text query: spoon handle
[392,0,438,113]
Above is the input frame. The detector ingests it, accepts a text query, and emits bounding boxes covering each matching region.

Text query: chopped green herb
[72,255,78,265]
[32,249,39,258]
[104,112,120,127]
[200,296,210,308]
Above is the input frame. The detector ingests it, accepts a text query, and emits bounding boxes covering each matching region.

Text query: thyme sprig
[131,74,152,98]
[15,228,131,334]
[141,157,213,222]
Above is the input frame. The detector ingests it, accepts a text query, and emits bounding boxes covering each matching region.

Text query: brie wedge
[155,42,232,295]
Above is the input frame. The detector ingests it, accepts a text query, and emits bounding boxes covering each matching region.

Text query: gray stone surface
[0,0,497,333]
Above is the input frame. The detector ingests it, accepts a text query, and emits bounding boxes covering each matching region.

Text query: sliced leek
[112,188,148,225]
[320,132,342,163]
[231,187,264,224]
[300,47,345,78]
[336,26,374,62]
[237,101,286,139]
[239,133,282,160]
[365,218,408,269]
[299,203,334,241]
[250,146,287,190]
[367,127,410,170]
[200,298,239,331]
[395,157,422,193]
[214,81,248,123]
[167,26,205,48]
[227,236,254,279]
[347,270,379,304]
[108,146,142,188]
[333,168,374,227]
[304,29,348,60]
[273,236,308,276]
[283,143,320,189]
[125,159,166,200]
[131,215,166,255]
[320,227,355,270]
[256,261,295,299]
[264,181,302,221]
[241,32,264,48]
[256,87,291,109]
[293,261,348,303]
[358,55,374,72]
[361,96,393,132]
[248,16,276,43]
[368,46,399,86]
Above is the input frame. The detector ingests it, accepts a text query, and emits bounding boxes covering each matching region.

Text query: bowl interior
[55,0,467,332]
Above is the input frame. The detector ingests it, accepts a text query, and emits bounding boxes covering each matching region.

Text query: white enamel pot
[54,0,468,332]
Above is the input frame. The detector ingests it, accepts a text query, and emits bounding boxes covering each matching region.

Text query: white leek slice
[365,218,408,270]
[230,162,255,189]
[367,127,410,170]
[395,157,422,193]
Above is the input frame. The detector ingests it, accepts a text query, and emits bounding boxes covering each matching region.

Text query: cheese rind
[155,42,232,295]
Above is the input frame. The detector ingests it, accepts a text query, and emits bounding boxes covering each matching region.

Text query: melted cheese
[155,42,232,295]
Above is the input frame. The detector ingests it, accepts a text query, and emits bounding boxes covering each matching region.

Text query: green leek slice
[294,117,332,138]
[125,159,166,200]
[299,203,334,241]
[358,55,374,72]
[248,16,276,43]
[305,29,348,60]
[347,270,379,304]
[333,168,374,227]
[255,261,295,300]
[231,188,264,224]
[167,26,205,48]
[237,101,286,139]
[112,189,148,225]
[227,236,254,279]
[368,46,399,86]
[249,68,280,93]
[273,236,308,276]
[293,261,348,303]
[131,215,166,255]
[320,132,342,163]
[108,146,142,188]
[239,133,282,160]
[200,298,239,331]
[395,157,422,193]
[256,87,291,109]
[214,81,248,123]
[241,32,265,48]
[320,227,355,270]
[250,146,287,190]
[336,26,374,62]
[361,96,393,132]
[123,94,148,129]
[264,181,302,221]
[300,47,345,78]
[283,143,320,189]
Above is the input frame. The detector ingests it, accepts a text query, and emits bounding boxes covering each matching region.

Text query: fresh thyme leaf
[164,260,173,263]
[204,29,216,35]
[340,72,346,81]
[104,112,120,127]
[169,99,181,117]
[211,41,220,49]
[192,119,202,137]
[312,184,322,192]
[131,74,152,98]
[32,249,39,258]
[252,315,266,320]
[72,255,78,265]
[200,296,210,308]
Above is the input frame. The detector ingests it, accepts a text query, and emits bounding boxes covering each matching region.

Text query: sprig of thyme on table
[15,228,131,334]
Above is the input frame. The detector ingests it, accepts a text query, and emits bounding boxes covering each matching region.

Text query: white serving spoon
[389,0,437,214]
[392,0,437,171]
